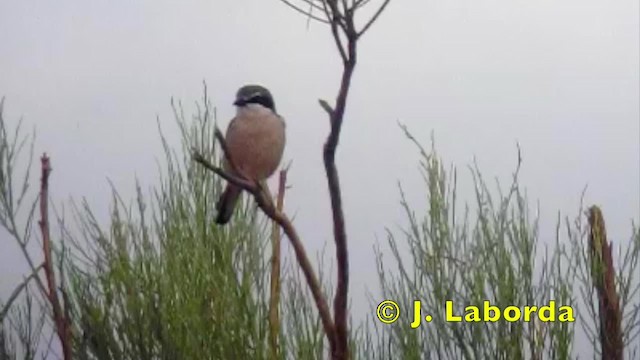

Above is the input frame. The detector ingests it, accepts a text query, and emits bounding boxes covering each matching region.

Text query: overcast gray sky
[1,0,638,355]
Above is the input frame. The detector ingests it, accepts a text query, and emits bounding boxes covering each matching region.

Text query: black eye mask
[235,94,276,112]
[247,94,275,111]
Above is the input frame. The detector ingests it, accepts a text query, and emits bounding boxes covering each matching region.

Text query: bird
[214,84,286,225]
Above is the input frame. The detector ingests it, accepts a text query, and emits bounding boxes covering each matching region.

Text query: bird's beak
[233,98,244,106]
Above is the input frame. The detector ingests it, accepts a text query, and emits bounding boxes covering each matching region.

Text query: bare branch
[193,131,337,352]
[340,0,350,14]
[191,151,256,191]
[319,1,389,359]
[38,154,72,360]
[357,0,391,37]
[278,0,331,23]
[322,4,357,360]
[259,197,336,351]
[263,2,391,358]
[323,1,349,63]
[587,206,623,360]
[269,169,288,360]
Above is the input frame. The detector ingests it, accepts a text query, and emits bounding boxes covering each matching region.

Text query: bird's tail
[215,184,242,225]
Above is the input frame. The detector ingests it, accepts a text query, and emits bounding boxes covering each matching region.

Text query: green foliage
[368,128,575,359]
[0,95,638,359]
[60,96,281,359]
[366,127,639,359]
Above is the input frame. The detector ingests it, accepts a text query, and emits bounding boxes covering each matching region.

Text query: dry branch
[275,1,391,358]
[38,154,72,360]
[588,206,623,360]
[192,144,337,352]
[269,169,288,359]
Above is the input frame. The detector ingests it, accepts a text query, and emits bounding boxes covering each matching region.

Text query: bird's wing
[225,115,240,136]
[221,116,240,172]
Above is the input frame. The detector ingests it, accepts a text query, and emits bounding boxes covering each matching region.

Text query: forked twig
[274,1,392,359]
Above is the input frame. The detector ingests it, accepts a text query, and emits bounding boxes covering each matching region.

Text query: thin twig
[357,0,391,38]
[278,0,331,23]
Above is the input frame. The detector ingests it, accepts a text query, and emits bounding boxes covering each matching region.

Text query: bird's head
[233,84,276,112]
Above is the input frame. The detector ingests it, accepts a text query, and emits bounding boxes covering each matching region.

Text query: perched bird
[215,84,286,225]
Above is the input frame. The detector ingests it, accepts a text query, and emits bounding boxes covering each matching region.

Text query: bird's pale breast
[223,108,285,181]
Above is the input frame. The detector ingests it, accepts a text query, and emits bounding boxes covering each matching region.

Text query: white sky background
[0,0,638,356]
